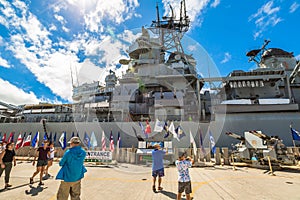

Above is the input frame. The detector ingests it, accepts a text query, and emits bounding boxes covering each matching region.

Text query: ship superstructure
[110,1,201,123]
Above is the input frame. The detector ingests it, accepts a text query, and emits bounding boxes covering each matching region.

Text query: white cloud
[0,78,39,105]
[0,0,140,103]
[290,2,299,13]
[0,57,10,68]
[211,0,220,8]
[66,0,140,33]
[221,52,231,64]
[296,54,300,60]
[249,1,282,39]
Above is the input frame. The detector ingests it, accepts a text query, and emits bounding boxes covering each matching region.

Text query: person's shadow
[25,185,47,196]
[160,190,177,199]
[160,190,194,200]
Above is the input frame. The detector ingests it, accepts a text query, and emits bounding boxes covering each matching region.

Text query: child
[175,152,194,200]
[45,141,56,177]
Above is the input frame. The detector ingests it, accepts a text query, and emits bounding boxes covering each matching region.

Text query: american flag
[15,133,23,150]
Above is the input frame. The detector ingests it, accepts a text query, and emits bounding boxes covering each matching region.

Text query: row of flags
[139,119,187,140]
[138,119,217,156]
[0,131,121,151]
[81,131,120,151]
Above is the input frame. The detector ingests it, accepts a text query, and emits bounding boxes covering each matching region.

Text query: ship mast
[150,0,190,57]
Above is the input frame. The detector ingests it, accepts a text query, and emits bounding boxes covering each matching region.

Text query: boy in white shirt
[175,152,194,200]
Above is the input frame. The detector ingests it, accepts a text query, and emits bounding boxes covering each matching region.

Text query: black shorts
[152,168,164,178]
[178,181,192,194]
[37,160,48,167]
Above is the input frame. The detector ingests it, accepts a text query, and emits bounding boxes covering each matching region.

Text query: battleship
[1,1,300,149]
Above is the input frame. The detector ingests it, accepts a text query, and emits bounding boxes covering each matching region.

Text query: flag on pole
[15,133,23,150]
[2,133,6,142]
[48,132,52,142]
[145,120,151,135]
[117,131,121,150]
[43,132,48,141]
[199,129,206,154]
[90,132,98,149]
[138,122,147,138]
[109,131,114,152]
[22,132,31,147]
[101,131,106,151]
[84,132,91,149]
[176,125,186,140]
[163,121,169,138]
[32,131,40,148]
[209,131,216,154]
[169,122,179,141]
[53,132,57,145]
[291,127,300,141]
[8,132,14,143]
[190,131,197,156]
[154,119,164,132]
[20,132,26,147]
[59,131,67,150]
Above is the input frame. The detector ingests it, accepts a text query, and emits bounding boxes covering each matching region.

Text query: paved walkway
[0,161,300,200]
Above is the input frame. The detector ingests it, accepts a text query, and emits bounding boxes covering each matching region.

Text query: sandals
[38,182,44,186]
[158,186,163,191]
[30,178,34,184]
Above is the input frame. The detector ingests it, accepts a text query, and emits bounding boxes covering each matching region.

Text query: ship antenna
[70,64,75,88]
[156,2,160,26]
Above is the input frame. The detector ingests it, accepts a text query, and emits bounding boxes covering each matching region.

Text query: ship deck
[0,159,299,200]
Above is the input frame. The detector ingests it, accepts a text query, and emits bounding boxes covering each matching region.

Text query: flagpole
[293,139,296,148]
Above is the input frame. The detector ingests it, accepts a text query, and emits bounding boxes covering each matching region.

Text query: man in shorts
[30,140,50,186]
[151,143,167,192]
[175,152,194,200]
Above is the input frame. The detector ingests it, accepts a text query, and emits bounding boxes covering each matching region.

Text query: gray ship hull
[1,112,299,148]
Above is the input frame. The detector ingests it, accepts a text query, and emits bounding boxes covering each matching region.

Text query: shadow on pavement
[160,190,177,199]
[25,185,47,196]
[0,182,34,193]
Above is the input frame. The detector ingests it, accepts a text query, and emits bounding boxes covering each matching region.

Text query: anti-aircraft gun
[247,130,294,165]
[226,130,295,165]
[226,132,249,162]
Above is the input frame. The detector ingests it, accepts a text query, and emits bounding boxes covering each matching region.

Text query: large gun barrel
[249,130,271,140]
[225,132,245,141]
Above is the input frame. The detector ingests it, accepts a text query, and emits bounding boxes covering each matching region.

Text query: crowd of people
[1,139,194,200]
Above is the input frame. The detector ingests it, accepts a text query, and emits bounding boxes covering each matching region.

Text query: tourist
[45,141,56,177]
[0,142,16,189]
[151,143,167,192]
[56,137,87,200]
[30,140,50,186]
[175,152,194,200]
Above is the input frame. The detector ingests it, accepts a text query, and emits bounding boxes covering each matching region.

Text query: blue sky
[0,0,299,105]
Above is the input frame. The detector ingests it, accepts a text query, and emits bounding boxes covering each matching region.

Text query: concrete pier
[0,160,300,200]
